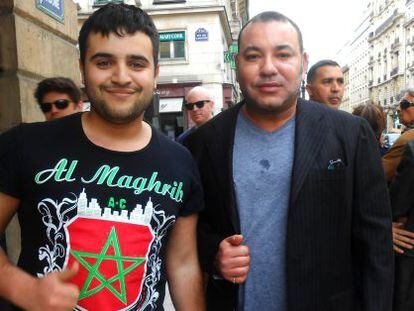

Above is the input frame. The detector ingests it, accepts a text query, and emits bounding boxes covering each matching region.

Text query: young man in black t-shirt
[0,4,205,310]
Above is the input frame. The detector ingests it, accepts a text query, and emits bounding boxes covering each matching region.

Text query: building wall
[338,0,414,121]
[1,0,81,131]
[341,67,351,112]
[405,0,414,87]
[349,16,370,109]
[368,0,406,110]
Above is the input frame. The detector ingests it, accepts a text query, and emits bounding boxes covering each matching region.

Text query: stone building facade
[0,0,81,131]
[338,0,414,120]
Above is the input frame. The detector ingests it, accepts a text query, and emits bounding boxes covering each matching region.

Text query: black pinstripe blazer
[184,98,394,311]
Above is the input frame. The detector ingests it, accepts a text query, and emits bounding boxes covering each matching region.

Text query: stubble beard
[86,84,154,125]
[242,86,300,116]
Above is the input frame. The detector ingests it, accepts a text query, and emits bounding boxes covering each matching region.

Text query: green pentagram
[71,227,146,304]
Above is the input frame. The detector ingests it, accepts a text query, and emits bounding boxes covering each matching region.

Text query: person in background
[34,77,83,121]
[176,86,214,143]
[382,88,414,182]
[389,139,414,310]
[306,59,344,109]
[352,103,388,155]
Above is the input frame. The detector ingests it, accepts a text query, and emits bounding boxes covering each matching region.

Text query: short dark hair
[306,60,341,83]
[352,103,385,140]
[238,11,304,53]
[34,77,81,104]
[78,3,159,67]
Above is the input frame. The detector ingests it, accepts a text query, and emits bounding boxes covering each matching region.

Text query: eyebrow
[90,52,113,61]
[89,53,150,64]
[242,44,295,54]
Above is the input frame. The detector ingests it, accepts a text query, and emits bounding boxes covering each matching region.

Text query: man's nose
[50,104,59,114]
[112,64,132,85]
[331,81,341,92]
[261,56,278,76]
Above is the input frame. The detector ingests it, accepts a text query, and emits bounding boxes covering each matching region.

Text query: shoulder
[186,102,242,142]
[397,129,414,144]
[297,98,364,130]
[12,113,80,136]
[152,128,195,163]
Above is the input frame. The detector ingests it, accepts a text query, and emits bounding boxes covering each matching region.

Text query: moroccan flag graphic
[66,217,154,310]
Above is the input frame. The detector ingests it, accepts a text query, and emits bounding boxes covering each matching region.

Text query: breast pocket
[310,167,348,181]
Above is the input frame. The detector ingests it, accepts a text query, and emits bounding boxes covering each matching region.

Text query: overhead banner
[160,32,185,42]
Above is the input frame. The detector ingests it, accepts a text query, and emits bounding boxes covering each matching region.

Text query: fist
[215,235,250,284]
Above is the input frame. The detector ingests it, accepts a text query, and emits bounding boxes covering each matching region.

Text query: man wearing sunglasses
[34,77,83,121]
[176,86,214,143]
[382,88,414,183]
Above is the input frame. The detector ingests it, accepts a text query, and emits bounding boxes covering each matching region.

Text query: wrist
[6,266,38,309]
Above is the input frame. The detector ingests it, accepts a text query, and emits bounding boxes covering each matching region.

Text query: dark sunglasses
[184,100,209,110]
[39,99,71,113]
[400,99,414,110]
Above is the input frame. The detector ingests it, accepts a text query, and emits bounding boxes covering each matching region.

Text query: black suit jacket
[184,99,394,311]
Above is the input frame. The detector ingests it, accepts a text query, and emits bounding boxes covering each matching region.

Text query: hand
[392,222,414,254]
[215,235,250,284]
[29,262,80,311]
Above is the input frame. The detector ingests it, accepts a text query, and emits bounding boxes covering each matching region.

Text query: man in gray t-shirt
[184,10,393,311]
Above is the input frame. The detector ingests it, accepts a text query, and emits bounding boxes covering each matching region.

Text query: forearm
[0,249,37,310]
[167,261,205,311]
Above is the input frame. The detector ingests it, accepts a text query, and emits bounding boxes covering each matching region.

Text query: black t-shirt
[0,113,203,310]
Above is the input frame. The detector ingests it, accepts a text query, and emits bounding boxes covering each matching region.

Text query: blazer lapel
[205,103,243,232]
[290,99,328,205]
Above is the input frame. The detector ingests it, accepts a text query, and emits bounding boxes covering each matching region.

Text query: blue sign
[195,28,209,41]
[36,0,64,23]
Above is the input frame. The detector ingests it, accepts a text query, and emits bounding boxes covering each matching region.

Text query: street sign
[223,43,238,69]
[195,28,208,41]
[36,0,64,23]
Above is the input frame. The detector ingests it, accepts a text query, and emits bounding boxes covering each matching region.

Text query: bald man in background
[177,86,215,143]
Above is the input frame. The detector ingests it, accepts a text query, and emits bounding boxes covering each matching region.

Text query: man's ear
[235,54,240,82]
[154,64,160,89]
[76,101,84,112]
[305,84,313,97]
[79,60,85,85]
[301,52,309,81]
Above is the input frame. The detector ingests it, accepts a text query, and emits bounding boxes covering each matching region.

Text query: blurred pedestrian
[306,59,344,109]
[389,139,414,310]
[34,77,83,121]
[352,103,388,155]
[176,86,214,143]
[382,88,414,182]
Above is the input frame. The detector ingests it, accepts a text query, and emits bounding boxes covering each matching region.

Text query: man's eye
[130,62,145,69]
[277,53,290,59]
[97,60,111,68]
[245,54,259,61]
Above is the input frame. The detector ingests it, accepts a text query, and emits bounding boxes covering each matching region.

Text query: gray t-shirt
[233,110,295,310]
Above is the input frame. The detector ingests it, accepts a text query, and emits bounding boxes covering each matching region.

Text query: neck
[242,101,297,132]
[81,110,151,152]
